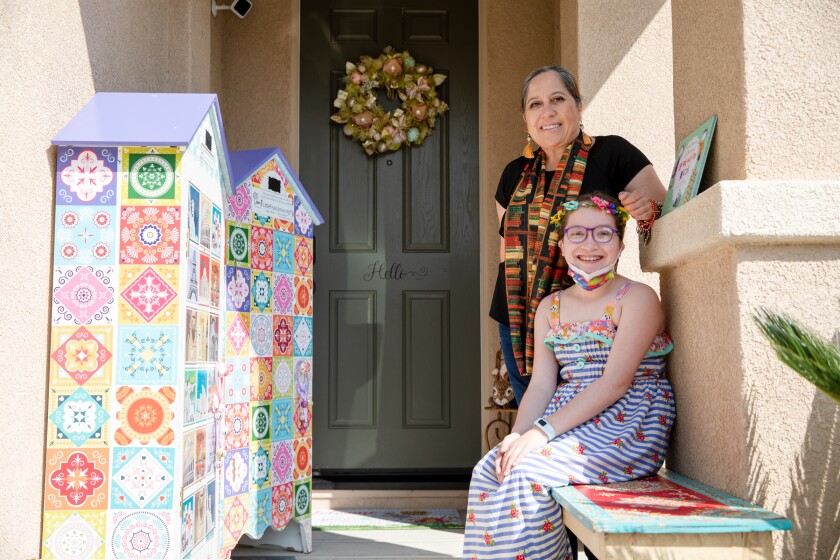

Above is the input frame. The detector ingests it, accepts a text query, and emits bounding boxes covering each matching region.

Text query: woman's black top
[490,135,652,325]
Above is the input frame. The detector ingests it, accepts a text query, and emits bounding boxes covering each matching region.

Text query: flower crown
[549,196,630,226]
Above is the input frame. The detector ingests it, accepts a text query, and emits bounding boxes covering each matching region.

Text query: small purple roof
[230,148,323,225]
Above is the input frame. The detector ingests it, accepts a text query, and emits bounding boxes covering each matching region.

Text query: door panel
[301,0,479,470]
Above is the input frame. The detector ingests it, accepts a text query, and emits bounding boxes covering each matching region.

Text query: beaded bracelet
[636,200,663,245]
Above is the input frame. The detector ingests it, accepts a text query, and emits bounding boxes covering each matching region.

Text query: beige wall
[218,0,300,167]
[658,2,840,556]
[479,0,558,449]
[562,0,674,290]
[0,1,218,556]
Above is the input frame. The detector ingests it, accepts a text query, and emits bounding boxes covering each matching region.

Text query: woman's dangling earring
[523,134,535,159]
[580,121,585,130]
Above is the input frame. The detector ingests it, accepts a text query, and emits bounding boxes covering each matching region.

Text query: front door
[300,0,479,470]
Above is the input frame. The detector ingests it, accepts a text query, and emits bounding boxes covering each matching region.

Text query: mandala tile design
[250,357,272,402]
[294,199,314,238]
[250,314,273,357]
[273,357,294,399]
[48,387,109,448]
[294,480,312,518]
[227,223,250,266]
[250,226,273,271]
[113,386,176,446]
[223,496,248,545]
[251,271,272,313]
[53,266,115,325]
[293,316,313,357]
[54,206,116,265]
[272,273,294,315]
[110,447,174,509]
[225,313,250,357]
[56,146,117,205]
[224,403,250,450]
[226,184,252,223]
[224,359,250,404]
[293,276,313,316]
[109,510,171,560]
[252,210,273,228]
[251,404,270,442]
[121,147,181,203]
[250,444,271,490]
[271,440,293,485]
[293,237,313,277]
[273,315,294,357]
[271,482,294,528]
[225,266,250,312]
[223,448,249,498]
[249,488,272,536]
[45,449,108,510]
[294,358,312,402]
[50,326,113,387]
[116,325,177,384]
[273,231,294,274]
[118,266,178,324]
[272,399,294,442]
[293,398,312,438]
[294,437,312,481]
[42,510,105,560]
[119,206,180,265]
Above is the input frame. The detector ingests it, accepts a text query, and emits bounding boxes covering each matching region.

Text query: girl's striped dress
[463,282,676,560]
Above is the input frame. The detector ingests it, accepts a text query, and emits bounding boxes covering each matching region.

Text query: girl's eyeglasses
[563,226,618,244]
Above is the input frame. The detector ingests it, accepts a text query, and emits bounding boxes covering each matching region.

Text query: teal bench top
[550,469,792,534]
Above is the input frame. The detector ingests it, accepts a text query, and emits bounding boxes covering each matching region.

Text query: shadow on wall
[782,393,840,559]
[573,0,668,101]
[747,389,840,558]
[78,0,212,93]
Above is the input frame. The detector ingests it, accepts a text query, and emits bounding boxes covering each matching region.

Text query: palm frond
[753,307,840,405]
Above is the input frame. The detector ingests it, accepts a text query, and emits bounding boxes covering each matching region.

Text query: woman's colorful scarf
[504,132,591,376]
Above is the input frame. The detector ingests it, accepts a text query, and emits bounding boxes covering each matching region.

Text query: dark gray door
[300,0,479,469]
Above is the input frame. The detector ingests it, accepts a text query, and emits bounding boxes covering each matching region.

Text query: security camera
[211,0,253,18]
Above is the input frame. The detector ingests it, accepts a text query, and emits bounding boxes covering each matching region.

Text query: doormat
[312,508,463,530]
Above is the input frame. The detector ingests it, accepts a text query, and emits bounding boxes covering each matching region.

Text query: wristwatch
[533,417,556,440]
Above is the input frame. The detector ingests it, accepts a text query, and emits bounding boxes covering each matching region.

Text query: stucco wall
[646,182,840,558]
[566,0,674,292]
[0,1,218,556]
[741,1,840,180]
[218,0,300,168]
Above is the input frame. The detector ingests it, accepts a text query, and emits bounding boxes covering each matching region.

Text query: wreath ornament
[330,46,449,156]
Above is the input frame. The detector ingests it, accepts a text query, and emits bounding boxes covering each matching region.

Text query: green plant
[753,307,840,405]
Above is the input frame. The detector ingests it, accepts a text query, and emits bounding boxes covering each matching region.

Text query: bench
[550,469,791,560]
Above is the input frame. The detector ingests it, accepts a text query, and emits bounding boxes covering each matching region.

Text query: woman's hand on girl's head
[495,429,549,483]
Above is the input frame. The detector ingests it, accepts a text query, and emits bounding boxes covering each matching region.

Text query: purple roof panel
[52,92,219,147]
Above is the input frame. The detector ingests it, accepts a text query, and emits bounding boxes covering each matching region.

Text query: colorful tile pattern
[44,449,109,510]
[110,447,175,509]
[50,326,113,387]
[52,266,115,325]
[56,146,118,205]
[118,266,178,324]
[119,205,180,264]
[109,510,171,559]
[55,206,116,265]
[42,510,106,560]
[47,387,109,448]
[116,325,177,384]
[120,147,181,204]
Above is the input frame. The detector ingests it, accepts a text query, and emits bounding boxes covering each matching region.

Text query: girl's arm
[497,284,663,480]
[541,283,663,437]
[496,295,560,480]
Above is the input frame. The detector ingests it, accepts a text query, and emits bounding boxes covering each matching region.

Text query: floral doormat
[312,508,463,530]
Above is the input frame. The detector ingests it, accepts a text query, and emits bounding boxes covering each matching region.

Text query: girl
[464,192,675,560]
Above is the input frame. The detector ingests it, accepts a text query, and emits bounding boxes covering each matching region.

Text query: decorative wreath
[330,46,449,156]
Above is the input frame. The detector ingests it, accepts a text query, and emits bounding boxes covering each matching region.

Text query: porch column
[645,1,840,558]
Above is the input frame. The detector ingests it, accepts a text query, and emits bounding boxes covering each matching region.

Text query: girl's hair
[521,66,582,112]
[558,192,628,241]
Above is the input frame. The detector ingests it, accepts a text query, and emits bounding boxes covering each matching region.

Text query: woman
[464,193,676,559]
[491,66,665,406]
